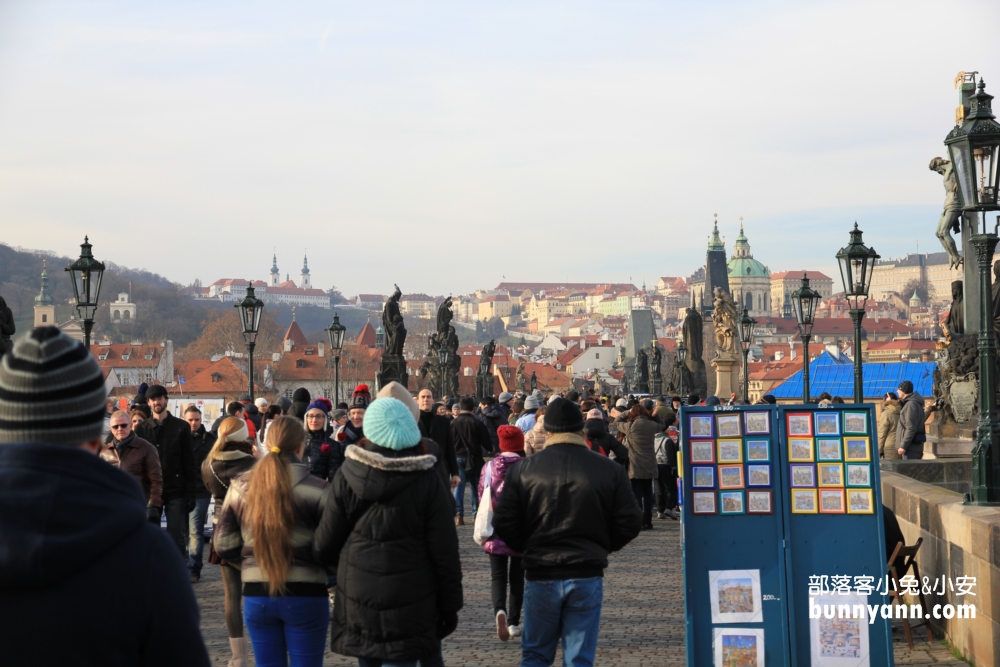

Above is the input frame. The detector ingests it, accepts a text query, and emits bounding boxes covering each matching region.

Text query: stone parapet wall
[881,471,1000,667]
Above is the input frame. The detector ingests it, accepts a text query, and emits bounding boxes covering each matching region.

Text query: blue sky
[1,1,998,295]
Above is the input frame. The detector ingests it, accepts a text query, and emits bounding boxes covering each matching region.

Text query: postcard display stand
[680,405,893,667]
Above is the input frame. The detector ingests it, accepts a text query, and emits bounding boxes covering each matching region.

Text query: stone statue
[516,363,527,393]
[635,348,649,392]
[479,339,496,376]
[0,295,14,357]
[649,342,662,381]
[682,307,708,398]
[530,371,537,392]
[382,285,406,356]
[712,288,739,356]
[931,157,964,270]
[945,280,965,339]
[436,296,454,335]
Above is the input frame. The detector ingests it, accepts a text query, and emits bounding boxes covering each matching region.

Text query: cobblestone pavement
[194,516,968,666]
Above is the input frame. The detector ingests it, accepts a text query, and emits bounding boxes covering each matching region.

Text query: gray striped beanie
[0,327,107,445]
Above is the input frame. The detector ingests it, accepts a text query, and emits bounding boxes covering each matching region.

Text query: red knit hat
[497,425,525,453]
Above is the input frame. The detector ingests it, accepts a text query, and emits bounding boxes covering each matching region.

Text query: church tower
[270,253,280,287]
[33,260,56,328]
[702,215,730,315]
[299,254,311,289]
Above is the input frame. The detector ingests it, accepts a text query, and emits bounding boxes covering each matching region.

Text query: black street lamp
[738,308,756,404]
[235,285,264,400]
[375,325,385,350]
[791,274,821,404]
[836,224,879,404]
[65,236,105,347]
[325,312,347,407]
[947,78,1000,504]
[437,345,450,400]
[676,340,688,400]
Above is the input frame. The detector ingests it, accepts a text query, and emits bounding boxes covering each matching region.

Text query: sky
[1,0,999,297]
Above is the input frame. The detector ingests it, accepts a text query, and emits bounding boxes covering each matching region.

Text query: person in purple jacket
[478,424,526,642]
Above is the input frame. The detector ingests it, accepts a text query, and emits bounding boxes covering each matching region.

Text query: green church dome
[727,223,769,278]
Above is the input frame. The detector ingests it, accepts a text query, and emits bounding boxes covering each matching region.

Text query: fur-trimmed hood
[340,443,438,502]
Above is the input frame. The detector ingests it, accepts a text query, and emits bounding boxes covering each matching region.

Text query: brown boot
[455,515,465,526]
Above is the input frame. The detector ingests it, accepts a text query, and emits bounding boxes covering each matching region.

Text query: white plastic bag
[473,463,494,545]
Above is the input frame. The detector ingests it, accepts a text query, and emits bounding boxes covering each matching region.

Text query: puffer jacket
[525,416,547,456]
[214,458,329,590]
[201,443,257,508]
[313,442,462,661]
[100,433,163,507]
[878,402,901,459]
[492,432,641,580]
[305,427,345,481]
[616,415,660,480]
[476,452,523,557]
[896,392,927,457]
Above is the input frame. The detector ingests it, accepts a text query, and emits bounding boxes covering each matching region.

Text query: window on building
[41,314,47,322]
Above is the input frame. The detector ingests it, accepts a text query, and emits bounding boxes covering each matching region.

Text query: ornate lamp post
[235,286,264,400]
[677,341,687,399]
[437,344,450,400]
[325,312,347,407]
[375,325,385,350]
[946,78,1000,504]
[65,236,105,347]
[791,274,821,404]
[738,308,756,404]
[836,224,880,403]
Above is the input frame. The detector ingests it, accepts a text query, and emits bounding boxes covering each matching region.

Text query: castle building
[203,254,330,308]
[111,292,136,323]
[727,222,771,318]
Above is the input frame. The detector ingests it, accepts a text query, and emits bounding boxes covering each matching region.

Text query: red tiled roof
[91,343,162,368]
[284,321,309,347]
[357,322,377,347]
[181,357,248,394]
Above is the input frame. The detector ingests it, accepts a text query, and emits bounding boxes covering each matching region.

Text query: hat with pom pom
[363,397,421,451]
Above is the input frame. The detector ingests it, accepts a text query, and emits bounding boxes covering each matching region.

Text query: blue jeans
[163,497,188,556]
[453,459,471,518]
[244,596,329,667]
[187,497,210,576]
[521,578,604,667]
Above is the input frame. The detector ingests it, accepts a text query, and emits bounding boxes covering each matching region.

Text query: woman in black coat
[313,397,462,664]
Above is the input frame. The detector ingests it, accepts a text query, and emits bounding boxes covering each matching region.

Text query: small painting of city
[718,578,755,614]
[746,440,769,461]
[721,633,759,667]
[818,617,862,658]
[848,464,870,486]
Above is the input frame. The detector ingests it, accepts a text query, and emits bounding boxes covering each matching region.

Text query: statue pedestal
[711,355,740,401]
[377,354,409,391]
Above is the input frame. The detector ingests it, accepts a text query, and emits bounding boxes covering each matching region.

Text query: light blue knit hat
[362,397,422,451]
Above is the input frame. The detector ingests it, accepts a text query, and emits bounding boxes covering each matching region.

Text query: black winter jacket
[305,427,345,482]
[493,433,642,580]
[136,412,197,504]
[584,418,628,463]
[418,411,459,477]
[451,412,490,473]
[240,401,262,430]
[478,403,510,452]
[190,425,213,499]
[0,443,210,667]
[313,442,463,661]
[202,444,257,507]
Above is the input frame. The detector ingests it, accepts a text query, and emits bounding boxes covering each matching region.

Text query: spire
[35,260,53,306]
[708,213,725,251]
[271,252,279,274]
[301,253,310,275]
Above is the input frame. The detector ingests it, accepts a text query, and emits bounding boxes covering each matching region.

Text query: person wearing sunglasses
[101,409,164,524]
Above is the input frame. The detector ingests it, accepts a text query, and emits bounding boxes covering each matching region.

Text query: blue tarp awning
[769,351,934,400]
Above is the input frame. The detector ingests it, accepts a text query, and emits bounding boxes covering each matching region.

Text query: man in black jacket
[0,327,210,666]
[417,388,460,492]
[137,384,197,556]
[494,398,642,667]
[451,396,492,525]
[184,405,213,583]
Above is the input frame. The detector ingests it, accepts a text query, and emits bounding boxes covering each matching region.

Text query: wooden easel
[887,538,934,649]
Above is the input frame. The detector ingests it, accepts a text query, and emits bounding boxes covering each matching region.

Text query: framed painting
[719,490,745,515]
[692,491,717,515]
[747,490,773,514]
[744,411,771,435]
[746,464,771,487]
[791,488,818,514]
[690,440,716,464]
[847,488,874,514]
[843,411,868,435]
[844,437,872,462]
[717,439,743,464]
[716,414,742,438]
[692,466,715,488]
[814,412,840,436]
[790,463,816,488]
[786,413,813,437]
[819,488,846,514]
[714,628,765,667]
[816,438,842,462]
[846,463,871,488]
[746,439,770,462]
[690,414,715,439]
[817,463,844,488]
[718,464,745,489]
[789,438,814,462]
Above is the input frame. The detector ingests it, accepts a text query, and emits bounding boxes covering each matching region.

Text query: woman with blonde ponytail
[214,416,331,667]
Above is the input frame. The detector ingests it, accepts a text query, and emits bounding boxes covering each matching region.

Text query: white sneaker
[496,610,510,642]
[508,625,521,638]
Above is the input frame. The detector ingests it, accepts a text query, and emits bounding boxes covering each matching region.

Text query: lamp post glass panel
[946,77,1000,504]
[326,313,347,407]
[65,236,105,347]
[791,275,820,404]
[437,345,450,401]
[738,308,756,404]
[677,341,687,399]
[836,224,879,404]
[235,286,264,401]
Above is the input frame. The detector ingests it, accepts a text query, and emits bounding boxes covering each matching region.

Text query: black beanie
[543,397,585,434]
